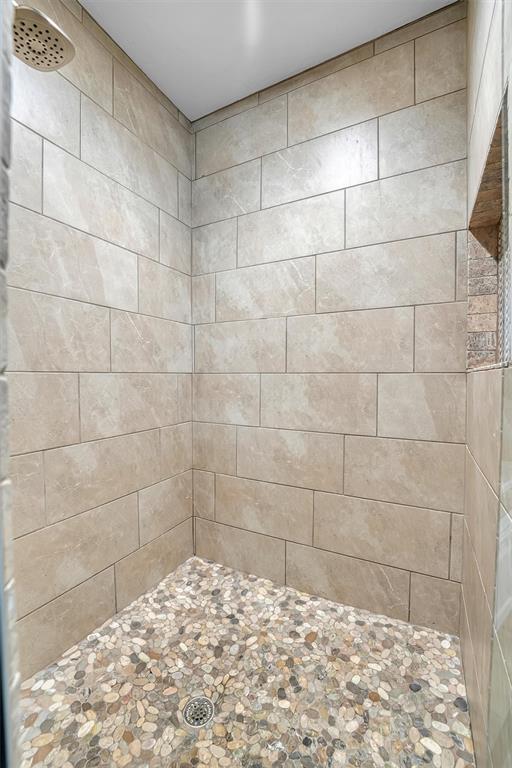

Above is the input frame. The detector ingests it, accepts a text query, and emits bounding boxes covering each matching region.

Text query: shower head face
[13,5,75,71]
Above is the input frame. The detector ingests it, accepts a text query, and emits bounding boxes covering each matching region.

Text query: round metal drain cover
[183,696,214,728]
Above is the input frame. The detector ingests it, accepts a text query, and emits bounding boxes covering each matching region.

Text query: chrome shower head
[12,3,75,71]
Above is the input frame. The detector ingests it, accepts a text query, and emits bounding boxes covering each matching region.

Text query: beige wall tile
[314,492,450,577]
[237,426,343,493]
[286,542,409,620]
[193,374,260,426]
[450,512,464,582]
[192,218,237,275]
[80,373,179,441]
[465,450,499,603]
[160,212,191,274]
[379,91,466,177]
[17,567,115,680]
[177,375,192,422]
[138,258,191,323]
[262,120,377,208]
[192,274,215,324]
[467,356,503,495]
[139,471,192,545]
[488,632,512,768]
[216,258,315,321]
[10,121,42,212]
[111,311,192,373]
[192,159,261,227]
[195,518,285,583]
[193,470,215,520]
[194,94,259,132]
[345,436,465,512]
[43,142,159,260]
[375,2,467,53]
[44,429,161,523]
[178,173,192,227]
[316,234,456,312]
[378,373,466,442]
[238,191,345,268]
[287,308,413,373]
[14,494,138,617]
[10,373,79,455]
[346,161,466,247]
[193,422,236,474]
[8,288,110,372]
[195,318,286,373]
[409,573,461,634]
[456,230,468,301]
[415,20,466,103]
[9,205,138,311]
[196,97,287,177]
[115,519,193,609]
[414,302,467,373]
[261,373,376,435]
[287,44,413,145]
[10,453,45,539]
[216,474,313,544]
[161,422,192,479]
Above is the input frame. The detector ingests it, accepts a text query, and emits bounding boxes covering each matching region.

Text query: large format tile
[410,574,461,634]
[488,635,512,768]
[345,436,465,512]
[138,258,191,323]
[193,422,236,474]
[465,451,499,604]
[195,318,286,372]
[111,311,192,373]
[192,275,215,324]
[415,20,466,103]
[10,121,42,212]
[178,174,192,226]
[193,374,260,426]
[160,212,191,274]
[139,471,192,545]
[192,160,261,227]
[10,453,45,538]
[192,218,237,275]
[415,302,467,373]
[194,93,258,131]
[495,506,512,682]
[467,368,503,493]
[374,2,466,53]
[160,422,192,479]
[193,470,215,520]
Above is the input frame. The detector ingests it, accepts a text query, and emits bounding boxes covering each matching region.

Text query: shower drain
[183,696,215,728]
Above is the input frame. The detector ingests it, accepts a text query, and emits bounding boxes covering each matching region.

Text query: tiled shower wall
[8,0,194,679]
[191,2,468,633]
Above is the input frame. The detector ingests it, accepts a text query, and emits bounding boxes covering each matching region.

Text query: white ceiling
[82,0,454,121]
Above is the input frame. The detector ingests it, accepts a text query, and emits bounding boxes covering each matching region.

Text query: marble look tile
[288,44,413,145]
[237,426,343,493]
[196,97,287,177]
[10,453,45,539]
[9,373,79,455]
[138,258,191,323]
[139,471,192,545]
[8,288,110,372]
[193,469,215,520]
[195,318,286,372]
[378,373,466,442]
[216,258,315,321]
[238,191,345,267]
[375,3,467,53]
[111,311,192,373]
[379,91,466,177]
[192,159,261,227]
[9,205,138,311]
[488,635,512,768]
[193,94,259,131]
[195,518,285,583]
[14,495,138,617]
[193,374,260,426]
[261,373,376,435]
[160,212,191,274]
[316,234,456,312]
[346,161,466,247]
[10,121,42,212]
[11,58,80,155]
[262,120,377,208]
[467,366,503,495]
[345,436,465,513]
[495,507,512,683]
[44,429,161,523]
[178,173,192,227]
[192,274,215,324]
[314,492,450,577]
[415,302,467,373]
[216,474,313,544]
[192,218,237,275]
[193,422,236,475]
[456,230,468,301]
[410,573,461,634]
[465,451,499,604]
[286,543,409,621]
[81,97,178,216]
[287,308,413,373]
[177,375,192,422]
[160,422,192,479]
[450,512,464,582]
[43,143,159,260]
[415,20,466,103]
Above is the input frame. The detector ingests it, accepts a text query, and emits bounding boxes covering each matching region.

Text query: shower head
[12,3,75,71]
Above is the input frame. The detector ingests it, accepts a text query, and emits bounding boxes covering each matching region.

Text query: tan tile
[14,495,138,618]
[378,373,466,442]
[237,426,343,493]
[111,311,192,373]
[414,302,467,373]
[193,374,259,426]
[467,368,503,493]
[195,518,285,583]
[409,573,460,634]
[44,430,160,523]
[316,234,456,312]
[177,375,192,422]
[178,173,192,227]
[192,219,237,275]
[160,212,191,274]
[415,20,466,103]
[194,94,259,131]
[456,230,468,301]
[488,633,512,768]
[192,275,215,324]
[314,492,450,577]
[195,318,286,373]
[346,161,466,247]
[10,121,42,212]
[192,159,261,227]
[139,471,192,545]
[161,422,192,479]
[286,542,409,620]
[10,453,45,538]
[345,436,465,513]
[138,258,191,323]
[8,288,110,372]
[9,373,79,455]
[287,308,413,373]
[216,474,313,544]
[261,374,376,435]
[375,3,467,53]
[193,470,215,520]
[193,422,236,475]
[465,450,499,603]
[262,120,377,208]
[115,519,192,609]
[450,513,464,582]
[460,596,489,764]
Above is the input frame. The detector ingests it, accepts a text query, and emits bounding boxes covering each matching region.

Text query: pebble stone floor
[19,557,475,768]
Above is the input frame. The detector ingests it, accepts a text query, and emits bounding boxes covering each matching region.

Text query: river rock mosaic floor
[19,557,475,768]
